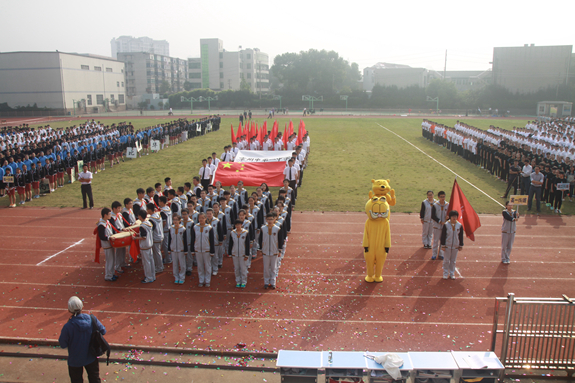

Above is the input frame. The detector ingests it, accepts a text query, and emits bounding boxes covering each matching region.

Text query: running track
[1,208,573,354]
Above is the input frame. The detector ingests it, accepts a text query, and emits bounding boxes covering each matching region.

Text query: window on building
[121,82,124,87]
[189,62,201,69]
[219,52,223,59]
[96,95,104,105]
[247,63,251,69]
[189,73,201,79]
[81,65,89,70]
[220,72,223,78]
[119,94,125,104]
[106,68,113,72]
[87,95,92,105]
[94,66,102,71]
[219,62,223,69]
[220,82,224,89]
[110,94,115,102]
[247,54,251,59]
[117,81,120,87]
[247,73,251,79]
[121,69,124,73]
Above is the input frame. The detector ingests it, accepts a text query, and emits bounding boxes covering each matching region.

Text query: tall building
[363,63,430,91]
[443,70,492,92]
[492,44,573,93]
[0,51,126,113]
[194,39,270,93]
[117,52,188,99]
[111,36,169,58]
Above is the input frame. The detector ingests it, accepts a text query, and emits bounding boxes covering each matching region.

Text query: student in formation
[431,190,449,260]
[4,168,16,208]
[134,210,156,283]
[158,196,172,264]
[110,201,126,273]
[501,201,519,264]
[212,202,227,268]
[419,190,436,249]
[551,171,566,214]
[190,212,216,287]
[197,189,212,213]
[229,219,251,288]
[236,209,255,268]
[181,208,195,276]
[97,208,117,282]
[146,202,164,274]
[206,208,224,276]
[440,210,464,280]
[23,163,33,202]
[168,214,188,284]
[258,212,285,289]
[15,167,26,205]
[133,188,146,217]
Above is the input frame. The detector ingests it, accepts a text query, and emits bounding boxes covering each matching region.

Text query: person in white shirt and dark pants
[78,164,94,209]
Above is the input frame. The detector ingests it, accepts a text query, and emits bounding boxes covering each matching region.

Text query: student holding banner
[501,201,519,264]
[552,171,567,214]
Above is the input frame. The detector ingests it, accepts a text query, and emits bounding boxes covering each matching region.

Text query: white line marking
[36,239,85,266]
[376,123,505,208]
[456,268,463,278]
[1,305,493,326]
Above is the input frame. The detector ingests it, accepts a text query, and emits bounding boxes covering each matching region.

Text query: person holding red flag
[440,210,464,280]
[447,178,481,241]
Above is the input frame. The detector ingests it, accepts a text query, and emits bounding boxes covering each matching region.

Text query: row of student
[422,120,574,213]
[0,117,219,207]
[420,190,519,270]
[96,183,294,289]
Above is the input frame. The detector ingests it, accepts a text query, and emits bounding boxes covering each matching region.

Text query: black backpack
[88,314,111,365]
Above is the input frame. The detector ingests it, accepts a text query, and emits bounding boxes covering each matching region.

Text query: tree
[157,101,164,110]
[159,80,171,94]
[240,77,251,92]
[426,80,458,109]
[271,49,361,95]
[137,101,148,110]
[183,81,193,91]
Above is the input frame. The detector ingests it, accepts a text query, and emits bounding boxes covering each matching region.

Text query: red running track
[0,208,573,353]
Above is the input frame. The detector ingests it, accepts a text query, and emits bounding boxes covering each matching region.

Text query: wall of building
[111,36,169,59]
[222,51,240,90]
[0,52,64,109]
[200,38,223,90]
[493,45,573,94]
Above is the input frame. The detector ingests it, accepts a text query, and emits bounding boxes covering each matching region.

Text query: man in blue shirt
[59,296,106,383]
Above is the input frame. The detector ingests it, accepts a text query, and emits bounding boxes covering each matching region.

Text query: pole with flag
[447,178,481,240]
[231,124,236,143]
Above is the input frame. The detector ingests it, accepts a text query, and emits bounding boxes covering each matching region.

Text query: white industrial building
[111,36,169,59]
[0,51,127,113]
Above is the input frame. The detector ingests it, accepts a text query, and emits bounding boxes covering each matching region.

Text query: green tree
[183,81,193,91]
[240,77,251,92]
[137,101,148,110]
[159,80,171,94]
[426,80,458,109]
[157,101,164,110]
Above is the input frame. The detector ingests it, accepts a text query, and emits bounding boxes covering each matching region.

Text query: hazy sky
[2,0,573,73]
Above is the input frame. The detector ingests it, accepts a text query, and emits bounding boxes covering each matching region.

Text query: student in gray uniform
[159,196,172,264]
[134,210,156,283]
[212,202,227,268]
[190,212,216,287]
[258,212,285,289]
[97,208,117,282]
[419,191,436,249]
[229,219,251,288]
[146,203,164,273]
[440,210,464,279]
[168,214,188,284]
[181,209,195,276]
[206,208,224,276]
[501,201,519,264]
[431,191,449,260]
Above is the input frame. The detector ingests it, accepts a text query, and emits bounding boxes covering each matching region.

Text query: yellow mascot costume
[363,179,395,282]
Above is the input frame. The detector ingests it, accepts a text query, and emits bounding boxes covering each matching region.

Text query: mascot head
[365,196,390,221]
[371,179,391,197]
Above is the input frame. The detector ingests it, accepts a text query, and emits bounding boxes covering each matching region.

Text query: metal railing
[491,293,575,375]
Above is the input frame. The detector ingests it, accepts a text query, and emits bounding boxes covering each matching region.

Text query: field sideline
[4,116,569,215]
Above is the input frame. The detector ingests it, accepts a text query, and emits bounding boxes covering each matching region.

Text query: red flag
[447,179,481,241]
[283,124,288,147]
[270,121,278,143]
[236,123,242,140]
[212,161,286,187]
[231,124,236,143]
[288,120,294,137]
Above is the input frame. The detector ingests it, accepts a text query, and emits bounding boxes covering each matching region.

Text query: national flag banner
[447,179,481,241]
[212,161,286,187]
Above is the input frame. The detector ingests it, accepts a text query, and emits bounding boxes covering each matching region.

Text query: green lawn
[5,116,571,215]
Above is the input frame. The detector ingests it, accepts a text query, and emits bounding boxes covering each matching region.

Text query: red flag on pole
[282,124,288,148]
[212,161,286,187]
[447,179,481,241]
[236,123,243,141]
[231,124,236,143]
[288,120,294,137]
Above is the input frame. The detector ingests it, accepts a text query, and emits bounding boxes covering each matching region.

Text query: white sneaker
[443,275,448,280]
[212,272,217,276]
[450,275,456,279]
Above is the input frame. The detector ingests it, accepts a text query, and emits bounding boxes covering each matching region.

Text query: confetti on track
[1,208,574,354]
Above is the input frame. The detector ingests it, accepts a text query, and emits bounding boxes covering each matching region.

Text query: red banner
[212,161,286,187]
[447,179,481,241]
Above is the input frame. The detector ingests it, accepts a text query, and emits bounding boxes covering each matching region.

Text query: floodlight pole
[302,95,323,110]
[272,95,282,109]
[199,96,218,113]
[426,96,439,114]
[181,96,201,114]
[72,99,76,116]
[340,95,349,112]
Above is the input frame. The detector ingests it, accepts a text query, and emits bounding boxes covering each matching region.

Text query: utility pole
[443,50,447,81]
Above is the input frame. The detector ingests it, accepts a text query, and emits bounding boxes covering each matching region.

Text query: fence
[491,293,575,376]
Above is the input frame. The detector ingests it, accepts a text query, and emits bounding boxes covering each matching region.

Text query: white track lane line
[36,239,85,266]
[376,123,505,208]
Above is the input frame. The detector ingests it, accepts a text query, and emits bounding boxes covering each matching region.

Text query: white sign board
[135,140,142,152]
[150,140,161,151]
[196,124,201,132]
[556,183,570,191]
[510,195,528,205]
[234,150,293,163]
[181,131,188,141]
[126,147,138,158]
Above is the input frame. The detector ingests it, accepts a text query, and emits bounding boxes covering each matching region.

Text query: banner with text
[234,150,293,163]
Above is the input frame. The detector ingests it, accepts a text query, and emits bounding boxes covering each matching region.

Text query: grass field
[4,116,572,215]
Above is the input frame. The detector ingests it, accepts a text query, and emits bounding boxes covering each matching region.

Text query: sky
[2,0,573,74]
